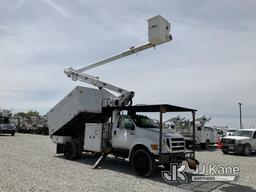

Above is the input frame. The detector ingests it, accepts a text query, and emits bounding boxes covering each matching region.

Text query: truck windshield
[232,130,253,137]
[131,115,159,128]
[228,129,237,133]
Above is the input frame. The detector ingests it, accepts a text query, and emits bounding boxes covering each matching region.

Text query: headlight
[185,152,194,158]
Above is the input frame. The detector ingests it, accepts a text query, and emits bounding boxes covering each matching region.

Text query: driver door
[112,115,136,149]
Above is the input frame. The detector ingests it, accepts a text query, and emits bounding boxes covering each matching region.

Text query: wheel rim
[244,145,250,155]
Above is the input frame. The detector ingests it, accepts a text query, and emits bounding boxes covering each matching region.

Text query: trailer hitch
[186,158,199,170]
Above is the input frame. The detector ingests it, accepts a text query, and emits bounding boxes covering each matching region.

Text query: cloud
[0,0,255,128]
[40,0,69,18]
[6,0,29,13]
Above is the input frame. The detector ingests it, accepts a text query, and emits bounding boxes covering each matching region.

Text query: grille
[166,138,185,151]
[171,138,185,142]
[221,138,235,145]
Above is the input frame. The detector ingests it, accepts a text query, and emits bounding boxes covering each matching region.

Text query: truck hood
[223,136,250,140]
[147,128,183,138]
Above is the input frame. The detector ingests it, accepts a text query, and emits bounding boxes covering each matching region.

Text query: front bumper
[0,129,15,134]
[222,144,243,153]
[159,150,194,165]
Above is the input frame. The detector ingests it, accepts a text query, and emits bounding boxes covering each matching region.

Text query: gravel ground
[0,133,255,192]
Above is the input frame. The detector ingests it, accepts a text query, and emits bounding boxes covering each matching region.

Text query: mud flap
[186,158,199,170]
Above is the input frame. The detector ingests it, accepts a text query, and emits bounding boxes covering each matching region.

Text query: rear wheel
[205,140,210,149]
[64,141,78,160]
[243,144,251,156]
[201,140,210,149]
[73,140,83,158]
[11,132,15,136]
[131,149,156,177]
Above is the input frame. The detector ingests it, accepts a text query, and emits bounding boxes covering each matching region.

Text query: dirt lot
[0,133,255,192]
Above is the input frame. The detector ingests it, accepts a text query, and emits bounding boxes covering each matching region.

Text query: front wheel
[243,144,251,156]
[131,149,156,177]
[11,132,15,136]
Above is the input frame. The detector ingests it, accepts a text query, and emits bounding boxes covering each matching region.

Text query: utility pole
[238,102,242,129]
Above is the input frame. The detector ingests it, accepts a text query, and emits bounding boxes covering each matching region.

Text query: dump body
[47,86,116,135]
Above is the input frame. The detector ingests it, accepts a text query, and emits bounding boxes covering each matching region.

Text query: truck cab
[111,114,185,155]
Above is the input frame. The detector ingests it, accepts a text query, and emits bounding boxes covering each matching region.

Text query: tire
[11,132,15,136]
[200,143,205,149]
[130,149,156,177]
[222,150,228,154]
[164,164,170,170]
[205,140,210,149]
[73,140,83,159]
[201,140,210,149]
[243,144,251,156]
[64,141,78,160]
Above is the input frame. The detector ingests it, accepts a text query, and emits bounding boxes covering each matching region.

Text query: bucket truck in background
[165,115,221,149]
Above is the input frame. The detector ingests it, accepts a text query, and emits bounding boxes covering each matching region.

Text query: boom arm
[76,42,155,73]
[64,15,172,107]
[64,68,134,106]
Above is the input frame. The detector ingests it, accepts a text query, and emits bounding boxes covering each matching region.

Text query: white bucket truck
[47,15,198,177]
[166,115,221,149]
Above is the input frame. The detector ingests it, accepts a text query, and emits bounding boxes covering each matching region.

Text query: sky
[0,0,255,128]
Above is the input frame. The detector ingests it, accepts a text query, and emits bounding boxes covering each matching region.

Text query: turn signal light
[151,144,158,150]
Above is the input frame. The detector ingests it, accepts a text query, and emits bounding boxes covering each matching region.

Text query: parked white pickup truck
[221,129,256,156]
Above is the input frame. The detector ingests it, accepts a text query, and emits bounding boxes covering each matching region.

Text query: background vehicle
[165,115,220,149]
[221,129,256,156]
[226,128,238,136]
[47,15,198,177]
[0,109,16,136]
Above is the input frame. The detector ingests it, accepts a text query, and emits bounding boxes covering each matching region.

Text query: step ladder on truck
[47,15,199,177]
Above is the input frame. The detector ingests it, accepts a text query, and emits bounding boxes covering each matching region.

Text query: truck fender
[129,137,158,159]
